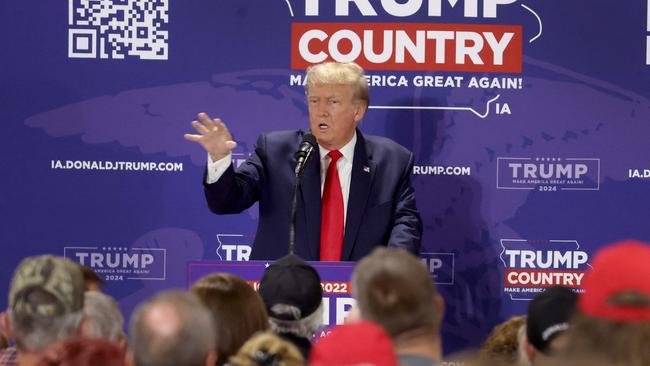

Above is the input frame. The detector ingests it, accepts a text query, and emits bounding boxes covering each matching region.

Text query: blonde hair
[228,332,304,366]
[479,315,529,366]
[305,62,369,105]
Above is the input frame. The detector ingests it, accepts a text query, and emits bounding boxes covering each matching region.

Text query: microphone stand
[288,173,302,255]
[289,147,313,254]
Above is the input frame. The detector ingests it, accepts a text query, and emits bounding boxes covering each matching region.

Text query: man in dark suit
[185,62,422,261]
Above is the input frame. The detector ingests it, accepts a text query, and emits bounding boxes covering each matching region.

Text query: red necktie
[320,150,344,261]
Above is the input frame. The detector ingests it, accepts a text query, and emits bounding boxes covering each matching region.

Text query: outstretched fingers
[183,133,202,142]
[191,120,210,135]
[198,112,217,130]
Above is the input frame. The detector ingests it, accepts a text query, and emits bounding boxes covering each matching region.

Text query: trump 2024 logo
[65,246,166,282]
[497,157,600,192]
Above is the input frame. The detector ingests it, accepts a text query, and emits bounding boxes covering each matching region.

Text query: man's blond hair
[305,62,369,105]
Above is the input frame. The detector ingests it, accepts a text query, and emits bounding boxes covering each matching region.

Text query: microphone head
[302,132,317,147]
[295,133,317,161]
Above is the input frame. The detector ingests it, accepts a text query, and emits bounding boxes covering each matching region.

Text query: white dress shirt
[205,132,357,225]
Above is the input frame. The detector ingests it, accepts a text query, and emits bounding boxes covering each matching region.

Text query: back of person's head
[564,240,650,366]
[8,255,85,353]
[479,315,528,366]
[523,286,576,365]
[444,351,528,366]
[129,291,215,366]
[227,332,304,366]
[83,291,124,342]
[192,273,269,366]
[309,321,398,366]
[352,248,441,340]
[77,264,104,292]
[258,254,323,341]
[36,337,125,366]
[535,353,624,366]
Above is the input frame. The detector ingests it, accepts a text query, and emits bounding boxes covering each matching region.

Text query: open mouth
[318,123,330,130]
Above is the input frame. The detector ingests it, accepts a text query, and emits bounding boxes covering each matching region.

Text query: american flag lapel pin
[363,166,370,173]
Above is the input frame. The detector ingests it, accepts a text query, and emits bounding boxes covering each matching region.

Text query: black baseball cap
[259,254,323,321]
[526,286,577,353]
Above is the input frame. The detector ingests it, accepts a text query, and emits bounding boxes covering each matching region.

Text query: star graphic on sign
[265,262,270,268]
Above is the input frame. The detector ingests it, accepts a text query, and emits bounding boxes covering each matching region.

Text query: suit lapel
[342,131,375,260]
[299,144,322,260]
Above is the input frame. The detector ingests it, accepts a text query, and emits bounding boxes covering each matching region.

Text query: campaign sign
[420,252,455,285]
[188,260,356,336]
[65,246,167,281]
[497,157,600,191]
[500,239,591,301]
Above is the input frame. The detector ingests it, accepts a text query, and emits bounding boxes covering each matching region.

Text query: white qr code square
[68,0,169,60]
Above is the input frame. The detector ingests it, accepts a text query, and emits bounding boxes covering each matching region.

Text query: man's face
[307,84,366,151]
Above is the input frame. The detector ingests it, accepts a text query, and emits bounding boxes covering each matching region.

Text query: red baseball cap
[578,239,650,322]
[310,321,398,366]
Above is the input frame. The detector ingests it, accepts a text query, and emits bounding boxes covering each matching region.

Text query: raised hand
[184,112,238,161]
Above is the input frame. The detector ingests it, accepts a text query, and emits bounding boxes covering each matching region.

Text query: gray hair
[130,291,215,366]
[83,291,124,342]
[9,309,83,352]
[268,302,323,339]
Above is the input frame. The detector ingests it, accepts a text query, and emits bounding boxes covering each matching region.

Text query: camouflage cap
[9,255,84,318]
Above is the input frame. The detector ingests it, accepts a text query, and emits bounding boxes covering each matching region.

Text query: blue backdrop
[2,0,650,354]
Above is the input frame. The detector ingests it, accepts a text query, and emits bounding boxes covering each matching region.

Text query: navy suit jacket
[204,129,422,261]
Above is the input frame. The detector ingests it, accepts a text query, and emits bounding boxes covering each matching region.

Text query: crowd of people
[0,239,649,366]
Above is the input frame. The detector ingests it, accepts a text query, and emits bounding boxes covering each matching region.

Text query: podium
[188,260,356,336]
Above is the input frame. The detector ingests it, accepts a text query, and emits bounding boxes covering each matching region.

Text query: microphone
[294,133,317,176]
[289,132,317,254]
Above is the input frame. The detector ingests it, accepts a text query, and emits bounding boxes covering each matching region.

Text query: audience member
[6,239,648,366]
[128,291,216,366]
[309,321,397,366]
[227,332,303,366]
[352,247,444,366]
[36,337,125,366]
[515,319,530,366]
[0,255,85,366]
[479,315,529,366]
[77,265,104,292]
[0,311,11,352]
[563,240,650,366]
[522,286,576,365]
[535,355,621,366]
[258,254,323,359]
[83,292,125,347]
[191,273,269,366]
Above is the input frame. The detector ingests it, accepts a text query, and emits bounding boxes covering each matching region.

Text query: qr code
[68,0,169,60]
